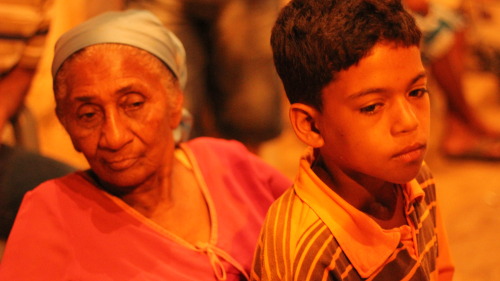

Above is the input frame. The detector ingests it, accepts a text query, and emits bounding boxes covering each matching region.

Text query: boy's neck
[312,157,407,229]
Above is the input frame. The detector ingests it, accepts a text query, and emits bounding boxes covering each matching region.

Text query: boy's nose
[99,110,132,151]
[391,99,419,135]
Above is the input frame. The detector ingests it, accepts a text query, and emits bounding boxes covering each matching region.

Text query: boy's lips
[392,143,427,162]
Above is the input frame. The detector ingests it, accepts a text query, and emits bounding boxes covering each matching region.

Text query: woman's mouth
[104,157,139,171]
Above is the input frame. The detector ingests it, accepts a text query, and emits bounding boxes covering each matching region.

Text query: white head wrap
[51,9,187,90]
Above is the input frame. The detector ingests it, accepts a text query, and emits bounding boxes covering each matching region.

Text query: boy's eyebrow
[347,87,385,100]
[408,72,427,86]
[347,72,427,100]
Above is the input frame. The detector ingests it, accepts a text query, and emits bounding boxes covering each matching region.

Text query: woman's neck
[87,166,173,216]
[95,157,211,244]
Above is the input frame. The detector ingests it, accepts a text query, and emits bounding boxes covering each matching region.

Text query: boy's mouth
[392,143,427,162]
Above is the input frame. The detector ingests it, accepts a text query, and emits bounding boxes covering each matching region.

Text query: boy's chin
[389,163,423,184]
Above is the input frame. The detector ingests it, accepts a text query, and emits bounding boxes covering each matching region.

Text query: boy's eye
[409,88,428,98]
[360,103,382,114]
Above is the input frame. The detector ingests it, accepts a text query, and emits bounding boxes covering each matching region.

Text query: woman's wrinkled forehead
[61,44,171,76]
[54,44,178,103]
[51,9,187,90]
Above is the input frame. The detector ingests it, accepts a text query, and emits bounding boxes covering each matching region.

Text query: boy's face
[316,43,429,185]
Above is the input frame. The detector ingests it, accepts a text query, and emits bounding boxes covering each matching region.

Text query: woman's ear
[289,103,324,148]
[169,89,184,128]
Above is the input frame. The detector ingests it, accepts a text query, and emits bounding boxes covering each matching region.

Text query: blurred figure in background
[119,0,284,152]
[0,0,75,258]
[404,0,500,160]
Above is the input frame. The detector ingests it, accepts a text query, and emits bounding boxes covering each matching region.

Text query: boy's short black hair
[271,0,422,110]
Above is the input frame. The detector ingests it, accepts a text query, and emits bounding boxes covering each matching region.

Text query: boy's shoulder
[262,184,327,238]
[413,162,437,206]
[264,186,302,228]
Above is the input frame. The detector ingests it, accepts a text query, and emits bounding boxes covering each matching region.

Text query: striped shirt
[251,147,454,281]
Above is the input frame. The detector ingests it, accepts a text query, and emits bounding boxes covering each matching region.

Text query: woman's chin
[92,168,152,193]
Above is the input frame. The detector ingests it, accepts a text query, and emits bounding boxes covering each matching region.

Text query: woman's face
[55,44,183,194]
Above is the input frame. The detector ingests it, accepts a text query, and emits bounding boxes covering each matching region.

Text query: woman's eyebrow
[72,84,138,102]
[115,85,134,95]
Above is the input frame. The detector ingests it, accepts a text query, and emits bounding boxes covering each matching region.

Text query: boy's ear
[289,103,324,148]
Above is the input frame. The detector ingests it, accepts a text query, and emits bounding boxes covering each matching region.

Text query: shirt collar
[293,147,425,278]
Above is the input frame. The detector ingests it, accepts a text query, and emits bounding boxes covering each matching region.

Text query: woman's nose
[98,110,132,151]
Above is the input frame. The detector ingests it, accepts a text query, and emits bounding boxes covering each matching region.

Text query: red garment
[0,137,291,280]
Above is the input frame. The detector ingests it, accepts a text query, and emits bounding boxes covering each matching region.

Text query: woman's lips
[104,157,139,171]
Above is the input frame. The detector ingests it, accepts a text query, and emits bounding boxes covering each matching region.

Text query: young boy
[251,0,454,280]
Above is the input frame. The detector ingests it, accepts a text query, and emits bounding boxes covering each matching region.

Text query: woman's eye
[80,112,95,119]
[77,106,99,122]
[121,93,145,111]
[75,104,102,128]
[129,101,144,109]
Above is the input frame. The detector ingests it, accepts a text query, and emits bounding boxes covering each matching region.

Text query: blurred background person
[0,0,75,258]
[111,0,285,153]
[404,0,500,160]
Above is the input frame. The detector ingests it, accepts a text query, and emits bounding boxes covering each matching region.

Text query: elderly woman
[0,10,291,280]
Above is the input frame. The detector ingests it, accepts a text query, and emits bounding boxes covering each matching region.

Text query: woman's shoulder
[183,137,252,162]
[25,171,92,202]
[183,137,291,192]
[184,137,247,153]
